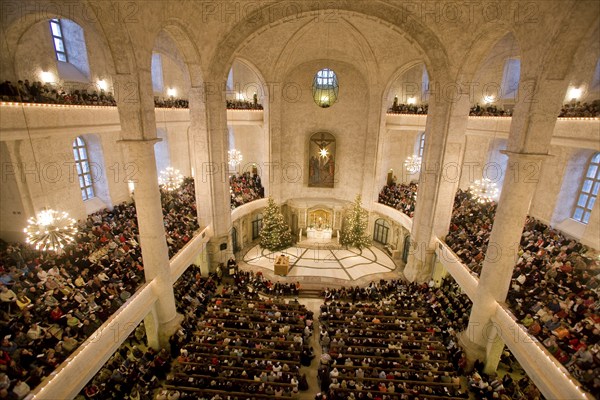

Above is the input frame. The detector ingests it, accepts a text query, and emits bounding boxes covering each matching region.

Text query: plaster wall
[278,61,370,204]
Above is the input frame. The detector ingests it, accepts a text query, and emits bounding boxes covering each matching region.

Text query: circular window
[312,68,338,108]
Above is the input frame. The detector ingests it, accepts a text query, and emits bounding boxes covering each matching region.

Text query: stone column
[204,84,234,268]
[460,151,547,364]
[119,138,182,349]
[188,86,213,229]
[460,73,568,369]
[404,90,470,283]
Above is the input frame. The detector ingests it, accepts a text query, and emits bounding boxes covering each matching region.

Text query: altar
[274,254,290,276]
[306,228,333,239]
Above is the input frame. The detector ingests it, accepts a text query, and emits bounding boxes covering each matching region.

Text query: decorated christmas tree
[259,196,293,251]
[340,194,371,249]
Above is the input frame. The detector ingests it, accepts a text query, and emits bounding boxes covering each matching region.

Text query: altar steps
[298,289,324,299]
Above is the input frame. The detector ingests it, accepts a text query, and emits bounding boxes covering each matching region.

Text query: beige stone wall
[278,61,370,203]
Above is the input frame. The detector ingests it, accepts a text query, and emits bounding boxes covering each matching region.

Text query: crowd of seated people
[0,79,191,109]
[78,268,219,399]
[387,103,428,115]
[445,189,497,275]
[316,278,544,400]
[378,182,418,218]
[164,273,312,398]
[467,363,542,400]
[445,191,599,395]
[0,180,200,398]
[559,100,600,118]
[506,216,599,394]
[469,104,512,117]
[0,79,116,106]
[154,97,189,109]
[230,172,265,209]
[317,278,471,399]
[161,177,200,258]
[378,183,599,396]
[226,99,263,110]
[232,270,300,297]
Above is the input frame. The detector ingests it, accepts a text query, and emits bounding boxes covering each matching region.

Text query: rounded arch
[538,3,600,81]
[154,18,206,88]
[557,19,600,103]
[267,15,383,87]
[0,3,136,80]
[382,60,430,108]
[1,11,122,83]
[373,217,391,245]
[207,3,451,84]
[454,23,518,85]
[226,57,269,105]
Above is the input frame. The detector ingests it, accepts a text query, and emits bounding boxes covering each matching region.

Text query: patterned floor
[242,244,397,281]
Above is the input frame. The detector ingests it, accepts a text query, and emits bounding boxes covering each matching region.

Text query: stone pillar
[460,151,547,365]
[188,86,213,229]
[360,87,386,206]
[404,90,470,283]
[484,324,506,375]
[119,138,182,349]
[204,84,234,269]
[459,70,568,368]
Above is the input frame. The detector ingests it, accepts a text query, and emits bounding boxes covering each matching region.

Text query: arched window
[151,53,164,93]
[231,227,239,252]
[501,58,521,100]
[48,18,90,81]
[573,153,600,224]
[373,219,390,245]
[49,19,67,62]
[418,133,425,157]
[252,213,263,240]
[73,136,94,201]
[312,68,339,108]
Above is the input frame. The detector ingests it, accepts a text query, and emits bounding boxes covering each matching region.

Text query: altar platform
[241,241,400,287]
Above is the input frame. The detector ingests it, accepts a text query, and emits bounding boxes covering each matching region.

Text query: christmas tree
[340,194,371,249]
[259,196,293,251]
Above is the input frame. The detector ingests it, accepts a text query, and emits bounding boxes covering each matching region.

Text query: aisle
[297,298,324,399]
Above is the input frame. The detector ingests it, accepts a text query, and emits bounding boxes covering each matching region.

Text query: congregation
[230,173,265,210]
[76,262,544,400]
[315,278,543,399]
[386,101,600,118]
[378,183,418,218]
[0,180,199,398]
[378,183,600,396]
[558,100,600,118]
[226,100,264,110]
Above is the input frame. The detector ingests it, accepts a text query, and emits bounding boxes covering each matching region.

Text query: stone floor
[241,240,403,288]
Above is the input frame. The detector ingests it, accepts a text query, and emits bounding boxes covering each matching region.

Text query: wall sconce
[568,87,582,101]
[40,71,56,84]
[97,79,108,91]
[483,95,495,104]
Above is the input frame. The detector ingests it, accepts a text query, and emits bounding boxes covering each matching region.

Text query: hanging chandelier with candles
[404,155,422,174]
[228,149,243,167]
[24,209,78,252]
[469,178,500,204]
[159,167,184,192]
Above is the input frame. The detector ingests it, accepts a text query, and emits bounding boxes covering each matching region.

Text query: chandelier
[159,167,184,192]
[469,178,499,204]
[228,149,243,167]
[24,209,78,252]
[404,155,422,174]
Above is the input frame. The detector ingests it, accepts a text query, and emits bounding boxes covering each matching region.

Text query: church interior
[0,1,599,399]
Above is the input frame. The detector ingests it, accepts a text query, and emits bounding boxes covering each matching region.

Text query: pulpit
[274,254,290,276]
